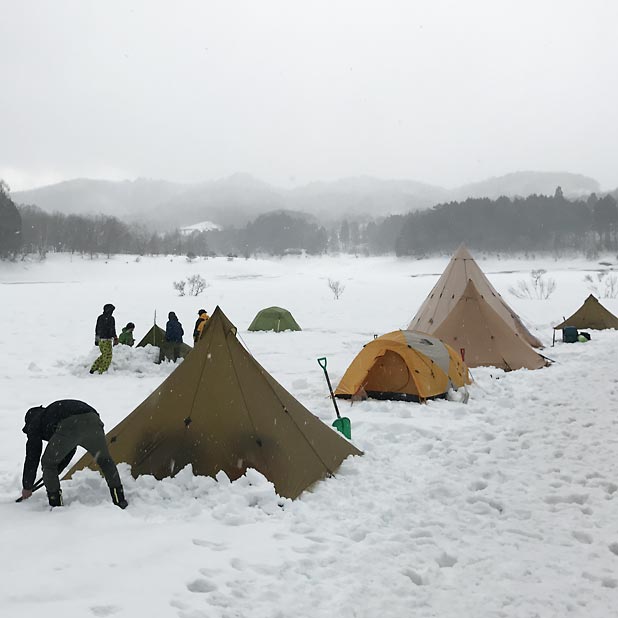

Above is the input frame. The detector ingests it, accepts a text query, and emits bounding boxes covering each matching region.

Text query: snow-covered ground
[1,252,617,618]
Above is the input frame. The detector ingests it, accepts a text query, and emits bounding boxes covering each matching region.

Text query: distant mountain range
[11,171,602,230]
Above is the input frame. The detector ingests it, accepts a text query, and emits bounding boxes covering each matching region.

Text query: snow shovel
[317,357,352,439]
[15,477,44,502]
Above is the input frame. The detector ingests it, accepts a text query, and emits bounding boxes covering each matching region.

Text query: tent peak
[461,278,482,298]
[453,244,474,260]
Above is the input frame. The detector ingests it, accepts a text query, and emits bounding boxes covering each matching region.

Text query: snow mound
[56,343,179,377]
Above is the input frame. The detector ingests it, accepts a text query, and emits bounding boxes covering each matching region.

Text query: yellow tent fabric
[335,330,471,402]
[434,280,549,371]
[408,244,543,348]
[554,294,618,330]
[65,306,361,499]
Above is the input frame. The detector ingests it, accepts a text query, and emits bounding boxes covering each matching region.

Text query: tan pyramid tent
[433,280,549,371]
[66,306,361,499]
[408,244,543,348]
[335,330,471,402]
[554,294,618,330]
[136,323,192,360]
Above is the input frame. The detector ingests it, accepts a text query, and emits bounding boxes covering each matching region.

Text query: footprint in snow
[198,567,218,576]
[608,542,618,556]
[90,606,120,616]
[469,480,488,491]
[187,579,217,593]
[410,529,433,539]
[305,535,327,543]
[230,557,246,571]
[582,572,618,588]
[604,482,618,495]
[544,493,588,505]
[192,538,228,551]
[291,542,323,554]
[602,578,618,589]
[436,552,458,568]
[572,530,593,544]
[402,568,424,585]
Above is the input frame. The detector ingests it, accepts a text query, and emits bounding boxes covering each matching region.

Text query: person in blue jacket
[161,311,184,362]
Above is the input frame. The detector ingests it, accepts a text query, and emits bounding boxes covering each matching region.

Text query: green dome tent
[248,306,301,332]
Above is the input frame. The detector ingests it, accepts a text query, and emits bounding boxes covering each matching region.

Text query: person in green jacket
[118,322,135,346]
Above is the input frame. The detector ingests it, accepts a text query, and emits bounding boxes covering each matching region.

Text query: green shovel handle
[317,357,327,370]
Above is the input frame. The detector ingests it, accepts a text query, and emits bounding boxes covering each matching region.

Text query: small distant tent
[554,294,618,331]
[66,307,360,499]
[248,306,301,332]
[136,323,192,359]
[408,244,543,348]
[433,280,549,371]
[335,330,471,402]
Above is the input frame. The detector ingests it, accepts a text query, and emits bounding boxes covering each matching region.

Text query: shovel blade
[332,416,352,440]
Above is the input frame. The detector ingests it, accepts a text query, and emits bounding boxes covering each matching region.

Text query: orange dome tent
[335,330,471,402]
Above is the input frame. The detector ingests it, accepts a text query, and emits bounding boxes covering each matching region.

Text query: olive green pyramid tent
[554,294,618,330]
[66,307,360,499]
[248,306,301,332]
[136,323,192,359]
[433,280,549,371]
[408,244,543,348]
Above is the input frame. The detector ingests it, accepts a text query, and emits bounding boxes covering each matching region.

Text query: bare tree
[509,269,556,300]
[328,278,345,300]
[187,274,208,296]
[172,280,186,296]
[173,274,208,297]
[584,271,618,298]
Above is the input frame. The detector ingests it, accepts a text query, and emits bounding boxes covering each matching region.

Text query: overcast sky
[1,0,617,191]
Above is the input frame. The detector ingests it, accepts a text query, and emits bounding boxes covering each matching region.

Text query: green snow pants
[90,339,113,374]
[41,412,122,494]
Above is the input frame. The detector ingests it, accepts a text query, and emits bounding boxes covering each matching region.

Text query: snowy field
[1,252,618,618]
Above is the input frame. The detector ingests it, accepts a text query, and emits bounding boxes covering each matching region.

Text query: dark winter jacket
[165,314,184,343]
[95,304,117,341]
[22,400,99,489]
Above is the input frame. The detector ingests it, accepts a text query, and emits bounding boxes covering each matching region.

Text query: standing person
[193,308,209,344]
[90,303,118,374]
[20,399,128,509]
[162,311,184,362]
[118,322,136,346]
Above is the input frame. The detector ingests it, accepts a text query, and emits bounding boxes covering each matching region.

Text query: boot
[47,490,63,507]
[110,486,128,509]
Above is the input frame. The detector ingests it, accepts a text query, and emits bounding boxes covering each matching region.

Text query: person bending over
[21,399,128,509]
